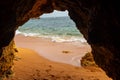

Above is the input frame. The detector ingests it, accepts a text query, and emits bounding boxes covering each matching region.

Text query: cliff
[0,0,120,80]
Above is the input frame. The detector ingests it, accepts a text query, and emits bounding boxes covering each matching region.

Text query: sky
[40,10,68,18]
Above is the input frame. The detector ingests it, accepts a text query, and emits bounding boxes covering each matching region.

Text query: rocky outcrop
[0,40,16,79]
[81,52,97,67]
[0,0,120,80]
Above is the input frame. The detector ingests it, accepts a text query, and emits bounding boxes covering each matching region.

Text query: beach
[11,34,112,80]
[14,34,91,66]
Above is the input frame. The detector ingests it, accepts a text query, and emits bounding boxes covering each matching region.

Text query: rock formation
[0,0,120,80]
[81,52,97,67]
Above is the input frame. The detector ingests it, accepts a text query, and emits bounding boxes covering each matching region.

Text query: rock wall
[0,0,120,80]
[0,40,16,79]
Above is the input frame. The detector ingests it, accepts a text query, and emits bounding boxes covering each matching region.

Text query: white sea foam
[15,30,22,35]
[50,36,87,43]
[15,30,39,37]
[70,54,86,66]
[15,30,87,44]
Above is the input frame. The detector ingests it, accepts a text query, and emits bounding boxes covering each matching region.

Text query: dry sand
[11,34,112,80]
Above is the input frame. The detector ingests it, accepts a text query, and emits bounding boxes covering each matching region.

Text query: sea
[16,16,86,44]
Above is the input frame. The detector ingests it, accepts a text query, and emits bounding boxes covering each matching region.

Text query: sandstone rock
[81,52,97,67]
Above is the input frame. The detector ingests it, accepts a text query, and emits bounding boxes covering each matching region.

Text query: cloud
[41,10,68,18]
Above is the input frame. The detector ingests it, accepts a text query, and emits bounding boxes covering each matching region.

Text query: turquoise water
[16,17,86,43]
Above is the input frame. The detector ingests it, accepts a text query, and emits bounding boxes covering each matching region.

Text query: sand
[11,34,112,80]
[14,34,91,67]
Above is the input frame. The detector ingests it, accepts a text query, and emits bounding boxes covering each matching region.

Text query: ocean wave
[50,36,86,43]
[15,30,39,37]
[15,30,22,35]
[15,30,87,43]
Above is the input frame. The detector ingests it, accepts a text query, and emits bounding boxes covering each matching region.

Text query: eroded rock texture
[0,40,16,79]
[0,0,120,80]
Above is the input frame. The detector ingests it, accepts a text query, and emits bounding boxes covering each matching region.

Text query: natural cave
[0,0,120,80]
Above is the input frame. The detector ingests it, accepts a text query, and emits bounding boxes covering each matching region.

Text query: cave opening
[0,1,119,79]
[15,10,91,67]
[13,10,111,80]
